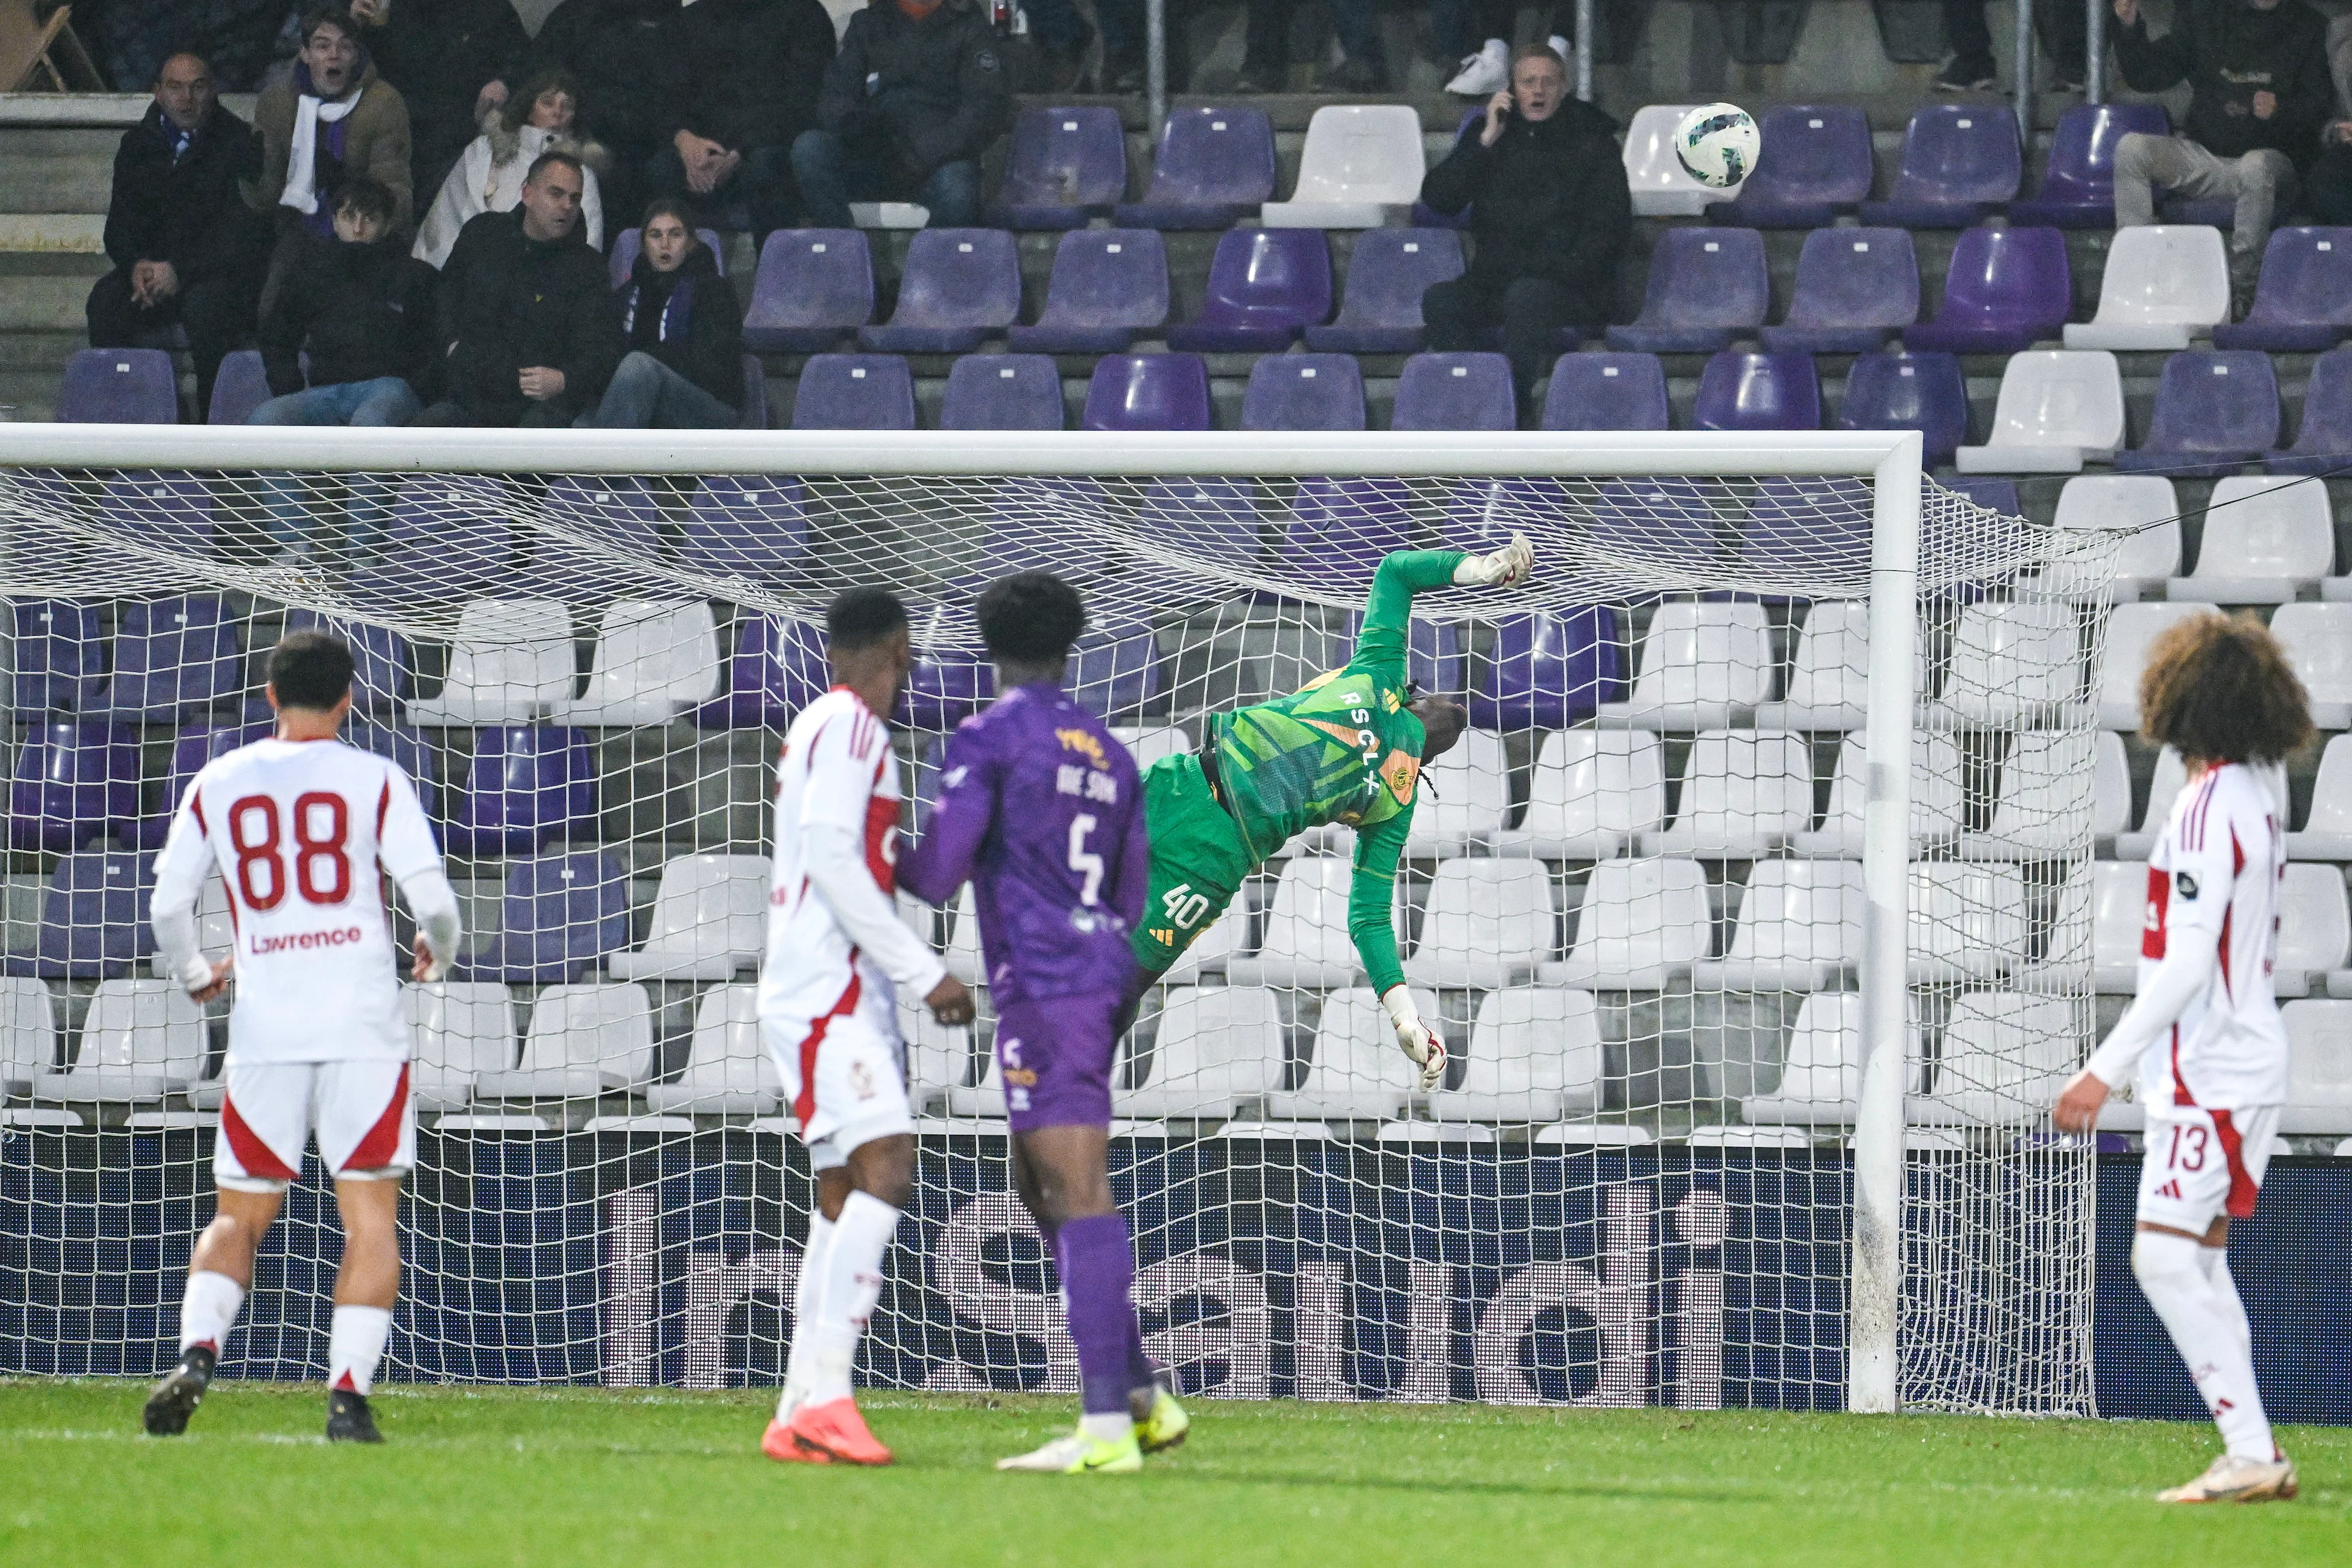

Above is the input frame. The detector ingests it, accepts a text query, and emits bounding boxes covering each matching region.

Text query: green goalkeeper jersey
[1204,549,1466,995]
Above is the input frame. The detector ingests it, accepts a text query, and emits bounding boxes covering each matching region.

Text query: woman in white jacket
[413,67,606,268]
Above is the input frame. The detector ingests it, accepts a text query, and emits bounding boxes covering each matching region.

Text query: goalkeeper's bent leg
[1128,754,1255,981]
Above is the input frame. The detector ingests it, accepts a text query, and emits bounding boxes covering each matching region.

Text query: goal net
[0,428,2110,1416]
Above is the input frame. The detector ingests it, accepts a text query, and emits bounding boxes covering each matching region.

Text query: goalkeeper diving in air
[1124,536,1536,1084]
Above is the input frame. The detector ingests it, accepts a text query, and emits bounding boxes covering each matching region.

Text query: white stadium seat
[1226,856,1382,988]
[2045,475,2182,600]
[1267,988,1422,1120]
[405,981,518,1111]
[0,976,53,1093]
[2290,735,2352,861]
[1937,600,2081,726]
[2274,863,2350,1000]
[1261,105,1426,228]
[1434,989,1604,1121]
[1406,728,1510,854]
[1537,858,1711,989]
[1594,600,1774,730]
[1697,858,1865,993]
[2092,861,2146,994]
[1959,730,2101,860]
[1956,350,2125,473]
[1621,104,1714,217]
[1908,864,2029,981]
[1741,992,1921,1127]
[644,986,782,1114]
[552,600,722,726]
[607,854,771,981]
[32,980,206,1102]
[475,982,654,1098]
[409,598,576,723]
[1642,728,1815,856]
[2278,1000,2352,1133]
[1403,859,1556,990]
[1750,600,1924,733]
[2092,730,2131,850]
[1792,732,1964,856]
[2168,477,2334,606]
[1909,992,2080,1125]
[1117,987,1283,1118]
[1493,729,1666,859]
[2062,226,2230,350]
[2269,602,2352,729]
[2099,603,2216,729]
[900,997,976,1109]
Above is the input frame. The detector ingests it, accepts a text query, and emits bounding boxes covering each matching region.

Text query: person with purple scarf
[250,8,413,311]
[899,573,1191,1475]
[580,198,742,429]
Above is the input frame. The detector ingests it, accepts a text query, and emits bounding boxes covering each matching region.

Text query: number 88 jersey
[152,737,444,1065]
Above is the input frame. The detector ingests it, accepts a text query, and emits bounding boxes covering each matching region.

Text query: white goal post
[0,424,2103,1415]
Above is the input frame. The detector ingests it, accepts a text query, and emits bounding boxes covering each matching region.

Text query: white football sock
[1081,1411,1135,1444]
[2133,1231,2274,1461]
[778,1213,834,1420]
[2198,1245,2253,1362]
[804,1191,900,1407]
[178,1270,244,1355]
[328,1305,393,1396]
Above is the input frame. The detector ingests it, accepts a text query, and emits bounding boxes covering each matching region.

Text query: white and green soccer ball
[1674,103,1760,189]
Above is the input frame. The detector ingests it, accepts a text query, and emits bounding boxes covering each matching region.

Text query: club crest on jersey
[1381,750,1420,802]
[2176,871,2200,900]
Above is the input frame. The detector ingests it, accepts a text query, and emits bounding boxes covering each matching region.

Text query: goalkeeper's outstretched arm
[1352,536,1535,680]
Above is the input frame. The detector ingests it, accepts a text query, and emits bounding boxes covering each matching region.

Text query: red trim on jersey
[2211,1107,2261,1219]
[190,791,208,837]
[791,973,864,1126]
[2142,864,2168,960]
[342,1062,410,1172]
[2171,1024,2195,1108]
[220,1093,296,1180]
[375,777,391,841]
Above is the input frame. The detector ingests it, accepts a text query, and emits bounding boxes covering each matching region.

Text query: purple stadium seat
[1137,477,1263,568]
[1943,477,2021,516]
[940,354,1066,429]
[1705,106,1874,228]
[694,611,827,728]
[1281,479,1419,588]
[1859,105,2022,228]
[1115,107,1277,229]
[542,474,663,555]
[133,722,265,850]
[1345,608,1468,694]
[1469,608,1623,729]
[1164,229,1332,353]
[89,596,242,722]
[680,477,813,585]
[741,230,874,353]
[96,470,213,554]
[1836,350,1969,468]
[2269,347,2352,475]
[2214,228,2352,352]
[445,726,597,855]
[1588,480,1732,568]
[342,722,437,819]
[1741,477,1873,579]
[7,720,139,851]
[350,477,518,608]
[272,609,413,718]
[208,349,273,425]
[1391,351,1516,431]
[608,226,725,289]
[1069,625,1162,720]
[791,354,915,429]
[2008,103,2169,227]
[1606,228,1769,353]
[11,600,105,712]
[1540,353,1668,431]
[1242,353,1365,431]
[56,348,178,423]
[1303,228,1466,353]
[987,106,1128,228]
[1694,352,1821,432]
[739,356,769,429]
[453,852,630,984]
[2113,350,2281,478]
[1758,228,1920,353]
[858,228,1022,353]
[900,649,993,731]
[1082,353,1211,431]
[0,850,153,979]
[1903,226,2071,353]
[1007,230,1169,354]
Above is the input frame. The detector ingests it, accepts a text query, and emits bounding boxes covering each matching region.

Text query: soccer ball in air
[1674,103,1760,189]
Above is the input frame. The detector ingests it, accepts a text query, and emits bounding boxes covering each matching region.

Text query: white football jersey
[151,737,443,1065]
[757,687,911,1034]
[2133,763,2291,1112]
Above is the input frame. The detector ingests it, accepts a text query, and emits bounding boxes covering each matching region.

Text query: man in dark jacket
[646,0,837,241]
[1417,43,1630,414]
[347,0,531,213]
[249,177,437,561]
[2111,0,2333,300]
[413,152,622,427]
[511,0,683,236]
[87,51,270,421]
[582,199,745,428]
[791,0,1011,230]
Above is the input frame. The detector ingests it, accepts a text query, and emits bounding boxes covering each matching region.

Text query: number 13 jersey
[151,737,445,1065]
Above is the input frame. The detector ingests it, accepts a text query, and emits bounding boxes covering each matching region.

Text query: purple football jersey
[900,680,1147,1003]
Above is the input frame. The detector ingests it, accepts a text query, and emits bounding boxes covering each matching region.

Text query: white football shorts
[2136,1104,2281,1234]
[761,1008,913,1171]
[215,1060,416,1193]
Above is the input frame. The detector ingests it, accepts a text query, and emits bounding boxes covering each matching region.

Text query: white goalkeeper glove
[1382,984,1447,1092]
[1452,531,1534,590]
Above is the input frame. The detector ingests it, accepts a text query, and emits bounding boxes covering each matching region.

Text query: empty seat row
[2106,602,2352,731]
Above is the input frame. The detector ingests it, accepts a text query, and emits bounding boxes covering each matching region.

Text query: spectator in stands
[581,200,745,429]
[87,50,269,423]
[248,176,437,562]
[414,67,606,269]
[1096,0,1193,92]
[503,0,683,244]
[2301,28,2352,221]
[251,7,414,312]
[1417,43,1629,418]
[344,0,530,209]
[412,151,621,428]
[2110,0,2332,306]
[793,0,1012,230]
[1240,0,1389,91]
[1935,0,2087,92]
[645,0,837,243]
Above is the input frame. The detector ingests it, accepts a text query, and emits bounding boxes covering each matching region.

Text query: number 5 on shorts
[1161,883,1210,930]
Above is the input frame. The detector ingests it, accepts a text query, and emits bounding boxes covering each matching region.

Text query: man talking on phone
[1417,41,1630,422]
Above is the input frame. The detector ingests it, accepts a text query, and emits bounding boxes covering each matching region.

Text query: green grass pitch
[2,1381,2345,1567]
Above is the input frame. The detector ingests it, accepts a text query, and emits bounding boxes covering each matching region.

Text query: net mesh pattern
[0,463,2110,1415]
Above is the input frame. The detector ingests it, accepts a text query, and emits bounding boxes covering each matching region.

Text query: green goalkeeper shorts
[1131,753,1257,977]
